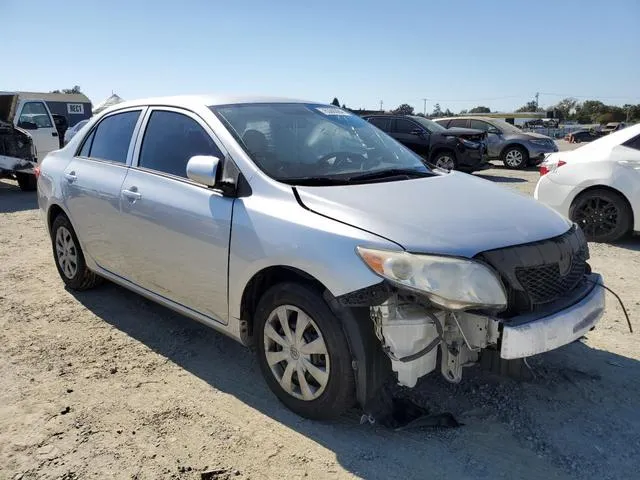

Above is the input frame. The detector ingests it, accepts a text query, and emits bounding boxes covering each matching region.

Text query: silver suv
[38,96,604,420]
[436,116,558,169]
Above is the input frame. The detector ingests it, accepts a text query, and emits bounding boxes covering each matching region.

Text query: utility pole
[380,100,383,112]
[535,92,540,111]
[422,98,427,115]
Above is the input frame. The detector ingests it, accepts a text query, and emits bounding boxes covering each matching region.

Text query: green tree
[459,109,468,115]
[469,106,490,113]
[50,85,82,94]
[331,97,341,107]
[393,103,414,115]
[443,108,453,117]
[516,100,542,112]
[431,103,443,117]
[553,98,578,119]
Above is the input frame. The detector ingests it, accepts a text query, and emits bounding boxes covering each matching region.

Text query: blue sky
[4,0,639,113]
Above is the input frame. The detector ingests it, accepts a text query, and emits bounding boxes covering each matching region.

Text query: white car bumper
[500,274,605,359]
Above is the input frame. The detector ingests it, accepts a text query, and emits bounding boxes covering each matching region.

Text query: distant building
[16,91,92,127]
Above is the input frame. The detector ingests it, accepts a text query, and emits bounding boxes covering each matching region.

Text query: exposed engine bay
[371,293,500,387]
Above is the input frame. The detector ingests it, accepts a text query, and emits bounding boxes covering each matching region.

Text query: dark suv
[363,114,488,171]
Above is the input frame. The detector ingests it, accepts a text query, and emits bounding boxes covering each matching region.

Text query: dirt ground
[2,146,639,479]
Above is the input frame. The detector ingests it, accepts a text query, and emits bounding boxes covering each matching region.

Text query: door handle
[64,172,77,183]
[122,188,142,201]
[52,131,58,137]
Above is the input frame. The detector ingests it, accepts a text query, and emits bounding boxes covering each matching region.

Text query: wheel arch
[429,146,457,162]
[239,264,391,407]
[570,185,635,232]
[499,142,527,159]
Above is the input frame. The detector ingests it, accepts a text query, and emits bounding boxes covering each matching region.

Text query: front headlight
[356,247,507,311]
[530,139,552,146]
[458,138,480,148]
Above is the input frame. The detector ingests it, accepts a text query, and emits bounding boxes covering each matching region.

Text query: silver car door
[118,107,233,324]
[63,108,145,275]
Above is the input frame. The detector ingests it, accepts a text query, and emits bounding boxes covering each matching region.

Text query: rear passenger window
[85,111,140,163]
[470,120,491,131]
[395,119,418,134]
[138,110,220,178]
[623,135,640,151]
[368,117,391,132]
[448,119,468,128]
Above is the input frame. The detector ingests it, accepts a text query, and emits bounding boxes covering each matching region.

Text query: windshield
[211,103,431,184]
[412,116,448,133]
[488,119,522,134]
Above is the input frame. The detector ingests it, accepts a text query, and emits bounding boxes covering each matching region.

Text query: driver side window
[395,119,420,134]
[470,120,491,132]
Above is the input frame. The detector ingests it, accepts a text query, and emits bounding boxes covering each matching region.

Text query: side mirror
[487,127,501,135]
[186,155,220,187]
[18,120,38,130]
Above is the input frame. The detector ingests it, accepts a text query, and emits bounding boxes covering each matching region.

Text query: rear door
[63,108,144,275]
[117,107,234,323]
[15,99,60,160]
[391,118,430,157]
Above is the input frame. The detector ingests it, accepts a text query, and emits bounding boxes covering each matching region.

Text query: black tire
[501,145,529,169]
[432,150,458,171]
[51,214,103,290]
[255,282,355,420]
[16,173,37,191]
[569,189,632,243]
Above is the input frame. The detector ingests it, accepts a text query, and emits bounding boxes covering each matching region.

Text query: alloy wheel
[55,226,78,279]
[573,197,619,239]
[435,155,455,170]
[504,149,524,167]
[263,305,330,401]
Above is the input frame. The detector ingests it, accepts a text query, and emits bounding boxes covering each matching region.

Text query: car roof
[106,94,317,112]
[436,116,493,121]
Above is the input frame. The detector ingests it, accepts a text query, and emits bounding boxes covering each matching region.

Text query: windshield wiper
[347,168,434,183]
[279,176,351,186]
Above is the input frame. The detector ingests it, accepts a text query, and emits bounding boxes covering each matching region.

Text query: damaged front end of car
[0,120,37,188]
[334,225,605,410]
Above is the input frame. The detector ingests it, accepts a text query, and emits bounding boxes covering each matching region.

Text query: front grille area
[476,225,589,316]
[515,260,586,304]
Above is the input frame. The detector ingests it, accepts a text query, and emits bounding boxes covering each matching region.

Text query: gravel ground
[1,142,639,479]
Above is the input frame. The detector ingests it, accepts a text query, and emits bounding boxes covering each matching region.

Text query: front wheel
[570,189,631,243]
[51,214,103,290]
[502,146,529,169]
[255,283,355,420]
[432,151,458,171]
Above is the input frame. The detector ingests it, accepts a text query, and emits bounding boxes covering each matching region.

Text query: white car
[535,124,640,242]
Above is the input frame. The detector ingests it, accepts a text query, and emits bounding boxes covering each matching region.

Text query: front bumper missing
[500,274,605,359]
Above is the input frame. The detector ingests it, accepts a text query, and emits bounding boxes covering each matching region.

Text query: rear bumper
[500,274,605,359]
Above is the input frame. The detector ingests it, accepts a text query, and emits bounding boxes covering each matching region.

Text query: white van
[0,92,60,161]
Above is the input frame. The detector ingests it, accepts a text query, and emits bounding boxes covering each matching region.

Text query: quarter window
[83,111,140,163]
[19,102,53,128]
[138,110,220,178]
[623,134,640,151]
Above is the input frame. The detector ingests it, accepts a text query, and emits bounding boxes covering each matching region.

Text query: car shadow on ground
[609,237,640,252]
[0,180,38,214]
[474,173,528,183]
[71,283,640,480]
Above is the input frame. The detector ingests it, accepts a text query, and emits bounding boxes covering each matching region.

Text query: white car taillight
[539,160,566,176]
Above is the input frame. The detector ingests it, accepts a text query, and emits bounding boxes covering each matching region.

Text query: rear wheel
[502,146,529,169]
[16,173,37,191]
[51,214,103,290]
[255,283,355,420]
[570,189,631,242]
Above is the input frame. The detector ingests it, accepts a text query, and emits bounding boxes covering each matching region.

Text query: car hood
[295,172,571,257]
